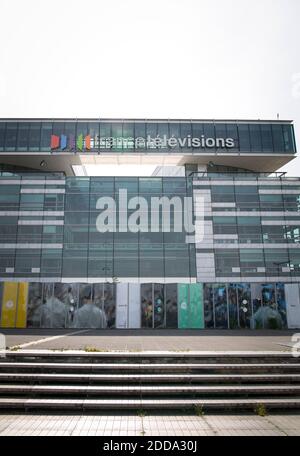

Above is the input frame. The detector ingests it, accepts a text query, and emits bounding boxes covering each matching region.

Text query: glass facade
[195,175,300,281]
[0,118,299,330]
[0,280,287,329]
[0,120,296,154]
[0,175,196,281]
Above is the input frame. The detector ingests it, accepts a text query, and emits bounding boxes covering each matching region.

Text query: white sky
[0,0,299,176]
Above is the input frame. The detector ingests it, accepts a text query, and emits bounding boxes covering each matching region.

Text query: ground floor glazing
[1,281,299,330]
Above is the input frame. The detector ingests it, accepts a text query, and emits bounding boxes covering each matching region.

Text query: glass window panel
[228,284,238,329]
[122,122,135,150]
[203,284,214,328]
[28,122,41,150]
[276,282,287,327]
[20,193,44,210]
[141,284,153,328]
[261,124,274,152]
[213,284,228,329]
[226,124,239,151]
[154,283,165,328]
[134,122,146,150]
[90,177,114,193]
[249,124,262,151]
[5,123,18,151]
[272,124,284,152]
[180,122,192,140]
[52,122,65,137]
[165,284,178,328]
[16,122,29,151]
[139,178,162,194]
[237,283,252,328]
[40,122,52,151]
[88,122,100,150]
[0,122,5,151]
[27,283,43,328]
[282,124,295,152]
[238,124,251,151]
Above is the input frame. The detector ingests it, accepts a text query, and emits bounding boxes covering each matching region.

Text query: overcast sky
[0,0,299,175]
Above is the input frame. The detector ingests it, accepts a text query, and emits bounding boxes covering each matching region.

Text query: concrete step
[0,384,299,396]
[3,351,298,365]
[0,397,299,411]
[1,372,300,384]
[1,362,300,373]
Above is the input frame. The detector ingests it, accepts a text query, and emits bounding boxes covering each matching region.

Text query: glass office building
[0,119,299,330]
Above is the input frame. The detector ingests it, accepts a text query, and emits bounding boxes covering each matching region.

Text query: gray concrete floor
[0,329,297,351]
[0,411,299,435]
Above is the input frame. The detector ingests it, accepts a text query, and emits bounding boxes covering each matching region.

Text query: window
[20,193,44,210]
[238,124,251,151]
[261,124,273,152]
[146,123,157,149]
[211,185,235,203]
[272,124,284,152]
[0,122,5,151]
[40,123,52,151]
[28,123,41,150]
[238,217,262,243]
[215,250,239,276]
[5,123,18,151]
[249,124,262,151]
[282,124,295,152]
[17,122,29,151]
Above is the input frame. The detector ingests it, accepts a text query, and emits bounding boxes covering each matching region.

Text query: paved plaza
[1,329,297,352]
[0,411,299,436]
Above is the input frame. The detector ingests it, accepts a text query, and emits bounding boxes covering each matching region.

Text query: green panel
[178,284,189,329]
[189,283,204,329]
[77,134,83,151]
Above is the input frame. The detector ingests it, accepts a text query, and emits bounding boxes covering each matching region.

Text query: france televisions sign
[50,134,235,151]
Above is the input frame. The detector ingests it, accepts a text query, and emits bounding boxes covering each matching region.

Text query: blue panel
[60,134,67,150]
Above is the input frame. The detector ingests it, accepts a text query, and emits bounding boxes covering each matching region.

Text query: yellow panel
[1,282,18,328]
[16,282,29,328]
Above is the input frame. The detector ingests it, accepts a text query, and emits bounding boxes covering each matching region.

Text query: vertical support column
[128,283,141,328]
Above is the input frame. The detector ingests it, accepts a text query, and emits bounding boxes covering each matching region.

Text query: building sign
[50,134,235,151]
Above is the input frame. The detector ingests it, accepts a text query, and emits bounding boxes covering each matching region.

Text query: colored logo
[51,134,91,151]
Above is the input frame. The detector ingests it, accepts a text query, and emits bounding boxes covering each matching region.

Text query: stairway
[0,351,299,411]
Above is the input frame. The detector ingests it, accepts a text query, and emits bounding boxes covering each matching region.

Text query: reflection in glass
[27,283,43,328]
[251,283,262,315]
[165,284,178,328]
[154,284,165,328]
[74,283,107,329]
[228,284,238,329]
[237,283,252,328]
[104,283,116,328]
[276,283,287,328]
[141,284,153,328]
[53,283,79,328]
[213,284,228,329]
[203,284,214,328]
